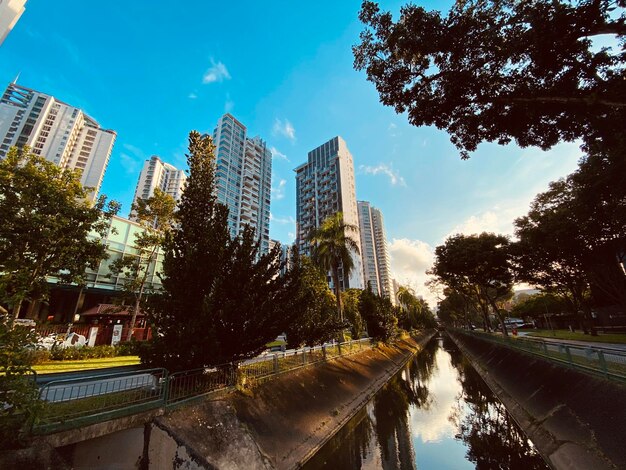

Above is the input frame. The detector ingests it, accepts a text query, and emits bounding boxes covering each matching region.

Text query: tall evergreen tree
[142,132,298,370]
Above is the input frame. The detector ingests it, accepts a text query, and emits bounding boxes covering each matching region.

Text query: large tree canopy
[429,233,513,334]
[513,139,626,317]
[354,0,626,158]
[0,147,118,323]
[142,132,300,371]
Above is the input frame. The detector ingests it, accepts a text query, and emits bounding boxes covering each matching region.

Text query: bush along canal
[303,333,549,470]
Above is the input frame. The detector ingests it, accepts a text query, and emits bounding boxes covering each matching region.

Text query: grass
[33,356,140,374]
[525,330,626,345]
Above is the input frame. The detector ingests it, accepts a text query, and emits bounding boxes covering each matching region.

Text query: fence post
[565,346,573,367]
[322,345,327,360]
[338,342,342,356]
[302,348,306,365]
[162,369,170,408]
[597,351,609,378]
[273,354,279,373]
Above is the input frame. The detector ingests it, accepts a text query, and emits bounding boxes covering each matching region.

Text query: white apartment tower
[212,113,272,254]
[0,82,116,200]
[0,0,27,45]
[295,136,364,290]
[130,156,187,217]
[357,201,393,299]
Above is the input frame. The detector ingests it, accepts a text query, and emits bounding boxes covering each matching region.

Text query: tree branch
[507,96,626,109]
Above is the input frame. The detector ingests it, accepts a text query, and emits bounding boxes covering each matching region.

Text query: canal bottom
[303,333,549,470]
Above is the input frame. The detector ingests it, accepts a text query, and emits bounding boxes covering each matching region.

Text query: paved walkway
[517,332,626,352]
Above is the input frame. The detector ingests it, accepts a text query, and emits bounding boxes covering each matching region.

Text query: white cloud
[388,122,399,137]
[359,163,407,187]
[270,213,295,225]
[388,238,438,307]
[224,94,234,112]
[270,146,290,162]
[447,211,502,238]
[272,119,296,142]
[202,59,231,84]
[122,143,144,158]
[188,92,198,99]
[271,178,287,200]
[119,153,139,174]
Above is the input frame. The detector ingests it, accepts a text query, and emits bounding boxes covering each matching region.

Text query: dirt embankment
[148,332,435,470]
[449,331,626,470]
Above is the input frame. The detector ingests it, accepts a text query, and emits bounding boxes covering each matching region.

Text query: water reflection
[303,334,548,470]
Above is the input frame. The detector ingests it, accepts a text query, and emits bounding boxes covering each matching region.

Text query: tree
[284,255,342,347]
[0,147,119,326]
[437,287,484,328]
[512,182,593,329]
[0,321,43,448]
[342,288,365,339]
[359,285,397,341]
[429,233,514,335]
[307,212,360,321]
[511,293,570,320]
[354,0,626,158]
[513,142,626,328]
[109,189,176,341]
[141,132,300,371]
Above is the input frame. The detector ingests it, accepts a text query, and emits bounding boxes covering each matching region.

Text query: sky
[0,1,584,305]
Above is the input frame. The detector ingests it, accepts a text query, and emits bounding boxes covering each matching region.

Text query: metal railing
[452,329,626,382]
[34,338,374,434]
[37,368,168,434]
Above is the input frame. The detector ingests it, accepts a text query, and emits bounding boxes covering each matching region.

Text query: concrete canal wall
[145,332,435,470]
[448,331,626,470]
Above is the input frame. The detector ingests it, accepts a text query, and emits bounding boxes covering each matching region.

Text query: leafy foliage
[109,188,176,340]
[284,255,343,348]
[308,212,360,320]
[0,147,118,323]
[354,0,626,158]
[429,233,513,335]
[141,132,299,371]
[512,139,626,322]
[359,285,397,341]
[395,285,436,330]
[342,288,365,339]
[0,322,42,448]
[511,293,571,320]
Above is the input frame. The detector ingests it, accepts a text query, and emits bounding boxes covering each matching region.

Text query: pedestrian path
[517,332,626,352]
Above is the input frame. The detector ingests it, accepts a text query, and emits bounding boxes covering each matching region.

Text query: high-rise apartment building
[358,201,393,299]
[392,278,400,307]
[130,155,186,217]
[0,82,116,200]
[358,201,380,294]
[372,205,393,300]
[212,113,272,254]
[295,136,364,290]
[0,0,26,45]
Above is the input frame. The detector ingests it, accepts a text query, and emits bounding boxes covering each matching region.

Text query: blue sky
[0,1,583,303]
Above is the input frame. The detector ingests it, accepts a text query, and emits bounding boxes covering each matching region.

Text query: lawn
[33,356,141,374]
[525,330,626,345]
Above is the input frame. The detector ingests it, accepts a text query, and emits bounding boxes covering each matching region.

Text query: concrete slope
[149,333,434,470]
[450,331,626,470]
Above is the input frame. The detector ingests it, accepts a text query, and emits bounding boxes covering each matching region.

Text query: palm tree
[307,212,360,322]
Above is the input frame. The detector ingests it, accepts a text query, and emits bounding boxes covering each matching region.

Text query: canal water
[303,333,549,470]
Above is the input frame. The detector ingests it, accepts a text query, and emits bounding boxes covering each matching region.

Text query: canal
[303,333,549,470]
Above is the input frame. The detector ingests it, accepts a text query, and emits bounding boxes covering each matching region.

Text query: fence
[452,329,626,382]
[35,338,373,434]
[35,324,152,346]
